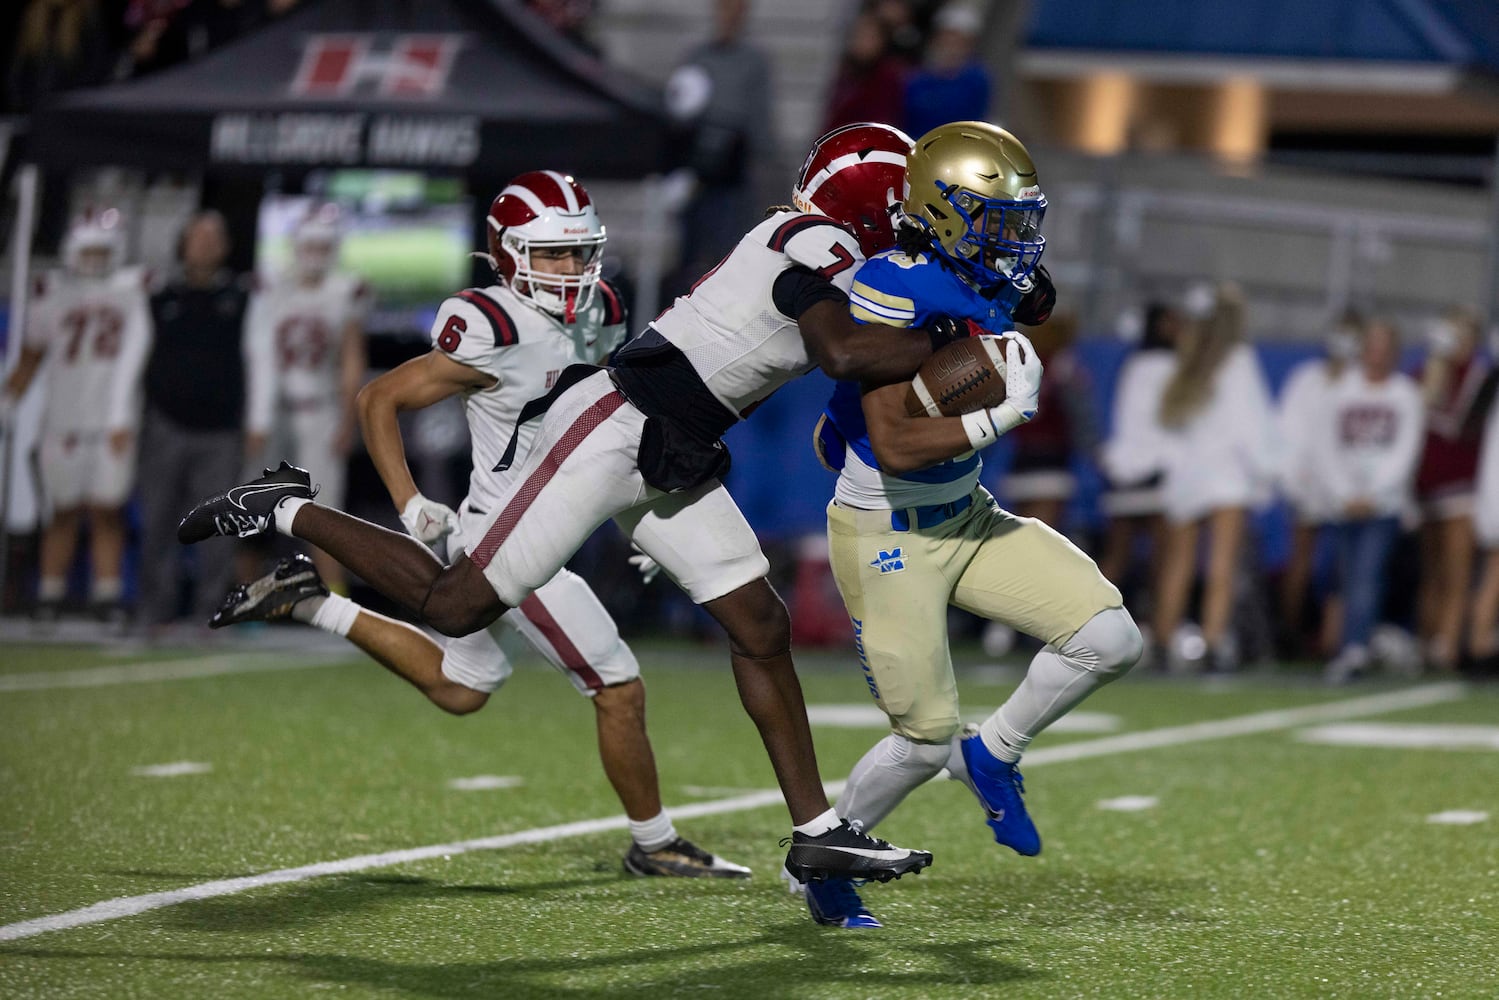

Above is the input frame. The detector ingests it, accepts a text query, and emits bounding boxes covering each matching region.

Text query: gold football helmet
[903,121,1046,287]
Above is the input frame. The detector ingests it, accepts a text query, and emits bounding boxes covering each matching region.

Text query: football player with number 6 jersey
[182,127,957,893]
[2,210,151,621]
[214,172,747,877]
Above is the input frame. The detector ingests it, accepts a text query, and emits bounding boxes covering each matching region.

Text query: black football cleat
[210,553,328,629]
[623,837,752,879]
[178,461,317,543]
[783,820,932,884]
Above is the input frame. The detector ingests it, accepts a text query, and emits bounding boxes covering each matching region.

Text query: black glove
[924,316,984,353]
[1013,264,1056,326]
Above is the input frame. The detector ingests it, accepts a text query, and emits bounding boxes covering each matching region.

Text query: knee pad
[893,734,955,780]
[1059,606,1145,679]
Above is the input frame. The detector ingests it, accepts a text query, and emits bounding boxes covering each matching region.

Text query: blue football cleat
[783,868,882,929]
[960,731,1042,856]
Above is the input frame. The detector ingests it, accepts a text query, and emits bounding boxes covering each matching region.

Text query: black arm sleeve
[772,265,849,319]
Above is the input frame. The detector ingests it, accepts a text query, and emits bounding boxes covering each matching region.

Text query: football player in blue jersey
[798,122,1144,927]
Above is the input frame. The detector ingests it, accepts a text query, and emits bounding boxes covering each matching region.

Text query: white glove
[1424,318,1460,358]
[960,330,1044,449]
[628,544,662,585]
[400,493,457,547]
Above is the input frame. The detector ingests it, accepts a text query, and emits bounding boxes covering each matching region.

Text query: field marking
[1296,722,1499,751]
[1426,810,1488,825]
[446,775,524,791]
[131,762,213,778]
[1097,795,1159,812]
[0,654,344,693]
[0,681,1464,944]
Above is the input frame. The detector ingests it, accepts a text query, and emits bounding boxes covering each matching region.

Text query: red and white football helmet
[486,170,606,322]
[792,122,913,259]
[63,207,126,279]
[292,203,342,283]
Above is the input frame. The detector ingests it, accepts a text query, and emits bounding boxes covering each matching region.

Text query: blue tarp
[1026,0,1499,73]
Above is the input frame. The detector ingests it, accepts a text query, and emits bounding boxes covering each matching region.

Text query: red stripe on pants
[520,594,605,690]
[469,389,627,571]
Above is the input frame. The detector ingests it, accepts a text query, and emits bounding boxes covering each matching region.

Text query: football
[905,336,1007,417]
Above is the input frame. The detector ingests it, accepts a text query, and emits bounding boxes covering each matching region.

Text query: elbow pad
[773,266,848,319]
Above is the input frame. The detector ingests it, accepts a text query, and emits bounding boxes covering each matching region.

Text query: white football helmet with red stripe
[792,122,913,259]
[63,207,126,279]
[291,203,342,284]
[486,170,606,322]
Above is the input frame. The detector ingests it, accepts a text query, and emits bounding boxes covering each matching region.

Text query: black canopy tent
[26,0,671,180]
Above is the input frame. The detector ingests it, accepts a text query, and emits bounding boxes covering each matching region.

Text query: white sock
[628,811,678,852]
[275,496,312,538]
[91,578,123,603]
[980,607,1143,763]
[792,807,841,837]
[835,734,951,833]
[38,577,66,602]
[307,593,359,637]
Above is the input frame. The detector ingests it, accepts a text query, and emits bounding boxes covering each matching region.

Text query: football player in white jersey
[246,206,370,590]
[2,210,151,621]
[213,172,747,877]
[182,127,965,891]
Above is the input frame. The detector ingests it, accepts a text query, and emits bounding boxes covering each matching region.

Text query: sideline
[0,681,1465,943]
[0,654,346,692]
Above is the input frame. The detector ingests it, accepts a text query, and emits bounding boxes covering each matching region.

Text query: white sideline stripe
[1018,683,1466,766]
[0,655,343,692]
[0,681,1464,943]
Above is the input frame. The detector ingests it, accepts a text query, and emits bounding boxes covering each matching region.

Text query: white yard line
[0,681,1465,943]
[0,654,344,692]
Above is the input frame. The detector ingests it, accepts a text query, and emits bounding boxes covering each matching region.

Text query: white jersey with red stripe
[26,266,152,435]
[429,278,628,513]
[650,211,864,418]
[250,271,370,407]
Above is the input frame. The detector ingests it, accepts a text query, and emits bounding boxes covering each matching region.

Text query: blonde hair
[1159,282,1246,428]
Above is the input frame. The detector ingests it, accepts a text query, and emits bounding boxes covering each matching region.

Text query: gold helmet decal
[903,121,1046,286]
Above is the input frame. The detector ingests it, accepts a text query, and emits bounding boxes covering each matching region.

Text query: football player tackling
[215,172,746,877]
[180,125,963,887]
[799,122,1143,927]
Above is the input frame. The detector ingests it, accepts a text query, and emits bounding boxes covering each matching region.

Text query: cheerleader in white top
[1153,284,1278,671]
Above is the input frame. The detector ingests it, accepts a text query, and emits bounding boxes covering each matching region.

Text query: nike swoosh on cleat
[225,482,300,511]
[797,845,914,861]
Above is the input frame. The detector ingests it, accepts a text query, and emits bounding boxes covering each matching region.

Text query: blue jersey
[819,248,1022,494]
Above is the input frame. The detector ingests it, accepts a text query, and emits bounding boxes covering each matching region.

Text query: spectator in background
[902,3,990,141]
[8,0,115,112]
[1003,309,1097,529]
[1276,308,1361,656]
[1318,321,1425,683]
[0,211,151,622]
[1153,283,1277,672]
[1413,306,1489,671]
[869,0,925,64]
[1470,338,1499,670]
[661,0,777,298]
[136,210,273,628]
[821,10,906,133]
[1098,301,1181,611]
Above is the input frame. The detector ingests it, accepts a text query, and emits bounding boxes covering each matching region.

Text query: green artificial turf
[1,640,1495,999]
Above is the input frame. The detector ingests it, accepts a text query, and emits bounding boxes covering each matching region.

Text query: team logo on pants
[870,548,905,574]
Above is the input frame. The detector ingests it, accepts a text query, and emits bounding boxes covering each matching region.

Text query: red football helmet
[792,122,913,258]
[486,170,606,322]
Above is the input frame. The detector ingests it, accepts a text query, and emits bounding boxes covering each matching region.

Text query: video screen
[256,171,472,329]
